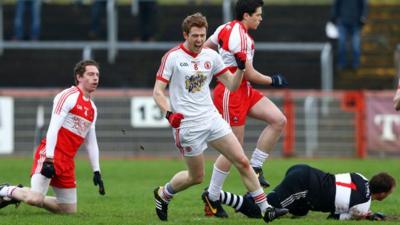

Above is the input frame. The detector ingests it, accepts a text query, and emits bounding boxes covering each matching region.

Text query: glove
[166,111,184,128]
[367,212,385,221]
[40,160,55,178]
[93,171,105,195]
[234,52,247,70]
[271,74,288,88]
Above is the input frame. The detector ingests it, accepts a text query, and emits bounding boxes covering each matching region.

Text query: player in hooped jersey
[0,60,105,213]
[202,0,289,218]
[152,13,287,223]
[219,164,395,221]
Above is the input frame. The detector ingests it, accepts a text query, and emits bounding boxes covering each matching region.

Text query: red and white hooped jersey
[156,43,228,125]
[44,86,98,160]
[209,20,255,74]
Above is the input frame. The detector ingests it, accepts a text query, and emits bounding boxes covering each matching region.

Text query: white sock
[0,185,17,198]
[250,148,269,168]
[160,183,175,203]
[207,165,229,201]
[0,186,10,197]
[250,188,271,214]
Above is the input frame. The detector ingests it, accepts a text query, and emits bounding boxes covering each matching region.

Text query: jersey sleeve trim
[239,25,248,53]
[156,45,180,81]
[214,67,229,78]
[55,87,79,115]
[156,76,169,83]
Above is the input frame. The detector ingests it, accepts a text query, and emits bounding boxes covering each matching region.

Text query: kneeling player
[0,60,105,213]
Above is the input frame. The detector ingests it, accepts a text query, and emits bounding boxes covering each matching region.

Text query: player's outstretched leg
[202,189,228,218]
[263,207,289,223]
[253,167,270,188]
[0,184,23,209]
[154,187,169,221]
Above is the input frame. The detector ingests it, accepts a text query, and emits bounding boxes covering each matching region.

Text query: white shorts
[173,115,232,157]
[31,174,77,204]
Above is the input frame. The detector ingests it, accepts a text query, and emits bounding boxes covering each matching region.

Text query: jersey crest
[185,72,207,93]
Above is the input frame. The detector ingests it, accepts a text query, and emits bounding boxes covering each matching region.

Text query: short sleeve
[156,50,175,83]
[209,24,224,45]
[211,51,228,77]
[228,24,247,54]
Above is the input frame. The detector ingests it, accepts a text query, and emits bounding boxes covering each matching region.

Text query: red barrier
[283,90,295,157]
[341,91,366,158]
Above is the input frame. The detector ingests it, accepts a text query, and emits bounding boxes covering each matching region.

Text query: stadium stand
[335,5,400,89]
[0,3,328,89]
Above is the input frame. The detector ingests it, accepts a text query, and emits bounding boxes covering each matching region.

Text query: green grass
[0,157,399,224]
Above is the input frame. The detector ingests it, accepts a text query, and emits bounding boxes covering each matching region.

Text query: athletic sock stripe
[231,196,238,208]
[228,194,235,206]
[253,193,266,203]
[225,192,232,206]
[162,188,172,201]
[234,196,243,210]
[220,191,226,203]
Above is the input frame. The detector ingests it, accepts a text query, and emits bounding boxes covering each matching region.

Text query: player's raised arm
[216,52,246,91]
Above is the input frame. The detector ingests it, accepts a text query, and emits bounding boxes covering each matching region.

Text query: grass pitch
[0,157,399,225]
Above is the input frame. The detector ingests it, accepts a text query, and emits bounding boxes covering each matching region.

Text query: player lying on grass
[219,164,395,220]
[0,60,105,213]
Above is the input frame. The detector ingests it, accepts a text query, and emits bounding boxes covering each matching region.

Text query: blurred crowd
[10,0,215,42]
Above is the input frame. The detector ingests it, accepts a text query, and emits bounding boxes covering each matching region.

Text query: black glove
[271,74,288,88]
[367,212,385,221]
[40,161,55,178]
[93,171,105,195]
[234,52,247,70]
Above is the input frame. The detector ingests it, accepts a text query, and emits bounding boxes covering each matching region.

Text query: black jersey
[267,165,371,220]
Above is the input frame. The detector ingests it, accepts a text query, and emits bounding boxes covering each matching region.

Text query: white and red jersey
[209,20,255,76]
[156,43,228,125]
[334,173,371,220]
[41,86,100,171]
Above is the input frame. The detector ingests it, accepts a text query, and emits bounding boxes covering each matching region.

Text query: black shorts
[267,164,335,215]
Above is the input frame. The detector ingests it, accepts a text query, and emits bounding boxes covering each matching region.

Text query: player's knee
[190,172,204,185]
[234,156,250,171]
[274,115,287,130]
